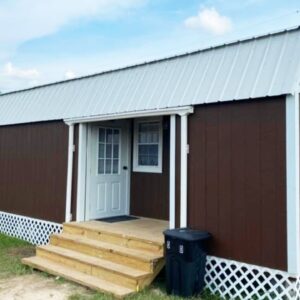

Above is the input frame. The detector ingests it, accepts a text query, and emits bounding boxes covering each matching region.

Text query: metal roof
[1,26,300,126]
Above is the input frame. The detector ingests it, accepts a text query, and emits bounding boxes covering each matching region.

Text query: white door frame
[76,121,131,221]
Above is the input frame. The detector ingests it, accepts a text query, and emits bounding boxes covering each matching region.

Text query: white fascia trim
[286,93,300,276]
[64,106,194,124]
[169,115,176,229]
[76,123,88,222]
[65,124,74,223]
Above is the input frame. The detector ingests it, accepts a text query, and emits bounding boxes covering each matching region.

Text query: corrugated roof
[1,26,300,126]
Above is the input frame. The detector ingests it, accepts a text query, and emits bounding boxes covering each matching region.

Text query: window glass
[137,122,160,167]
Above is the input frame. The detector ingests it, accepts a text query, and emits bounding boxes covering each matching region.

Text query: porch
[66,106,194,229]
[23,217,168,298]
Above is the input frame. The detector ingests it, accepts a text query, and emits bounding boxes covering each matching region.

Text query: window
[133,119,163,173]
[98,127,120,175]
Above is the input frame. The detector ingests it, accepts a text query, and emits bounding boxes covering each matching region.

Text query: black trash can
[164,228,211,297]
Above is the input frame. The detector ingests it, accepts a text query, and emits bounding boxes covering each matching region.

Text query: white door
[86,121,130,220]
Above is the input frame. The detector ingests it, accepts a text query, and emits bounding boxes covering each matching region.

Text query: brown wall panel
[130,117,170,220]
[0,121,69,223]
[188,97,287,271]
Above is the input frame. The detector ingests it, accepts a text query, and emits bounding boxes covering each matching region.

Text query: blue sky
[0,0,299,92]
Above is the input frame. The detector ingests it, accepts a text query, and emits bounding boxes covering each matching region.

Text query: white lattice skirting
[205,256,300,300]
[0,211,62,245]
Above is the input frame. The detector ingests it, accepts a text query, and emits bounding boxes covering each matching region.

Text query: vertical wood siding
[0,121,68,223]
[188,97,287,271]
[130,117,170,220]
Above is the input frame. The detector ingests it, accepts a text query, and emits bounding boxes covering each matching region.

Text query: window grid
[137,122,160,167]
[98,128,120,175]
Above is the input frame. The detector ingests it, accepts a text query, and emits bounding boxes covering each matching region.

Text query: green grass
[0,233,35,278]
[0,233,222,300]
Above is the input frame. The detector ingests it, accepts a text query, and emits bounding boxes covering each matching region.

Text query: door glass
[98,127,120,174]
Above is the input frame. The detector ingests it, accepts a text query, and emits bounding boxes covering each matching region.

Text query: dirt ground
[0,273,89,300]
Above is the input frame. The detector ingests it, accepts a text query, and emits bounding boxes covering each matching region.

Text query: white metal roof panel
[1,27,300,126]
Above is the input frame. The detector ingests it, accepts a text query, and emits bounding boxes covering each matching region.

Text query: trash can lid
[163,228,211,241]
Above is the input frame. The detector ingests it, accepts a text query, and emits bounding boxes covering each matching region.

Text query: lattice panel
[0,211,62,245]
[205,256,300,300]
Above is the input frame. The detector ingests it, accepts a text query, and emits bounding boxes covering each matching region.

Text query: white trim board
[76,123,88,222]
[64,106,194,125]
[169,115,176,229]
[65,124,74,222]
[286,93,300,276]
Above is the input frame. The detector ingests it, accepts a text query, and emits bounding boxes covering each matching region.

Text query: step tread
[54,232,163,262]
[38,245,150,279]
[64,221,164,246]
[22,256,134,299]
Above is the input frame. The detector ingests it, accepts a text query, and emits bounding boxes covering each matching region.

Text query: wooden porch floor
[71,217,168,245]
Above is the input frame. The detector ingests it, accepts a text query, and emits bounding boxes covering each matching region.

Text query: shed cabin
[0,26,300,299]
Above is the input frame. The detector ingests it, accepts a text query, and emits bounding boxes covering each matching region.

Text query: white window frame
[133,118,163,173]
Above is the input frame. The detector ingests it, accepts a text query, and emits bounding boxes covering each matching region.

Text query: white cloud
[0,0,144,58]
[65,70,76,80]
[4,62,40,80]
[184,7,232,35]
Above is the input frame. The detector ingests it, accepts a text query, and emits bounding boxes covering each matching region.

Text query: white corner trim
[76,123,88,222]
[65,124,74,223]
[169,115,176,229]
[286,93,300,276]
[64,106,194,124]
[180,113,188,228]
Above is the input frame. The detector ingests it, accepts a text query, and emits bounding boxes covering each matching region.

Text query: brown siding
[130,117,170,220]
[0,121,69,223]
[188,97,287,271]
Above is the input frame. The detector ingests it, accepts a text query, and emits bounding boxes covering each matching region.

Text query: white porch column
[76,123,88,222]
[180,113,188,228]
[169,115,176,229]
[65,124,74,223]
[286,93,300,276]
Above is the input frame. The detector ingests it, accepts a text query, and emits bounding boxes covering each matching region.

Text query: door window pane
[113,144,119,159]
[113,159,119,174]
[98,159,105,174]
[98,144,105,159]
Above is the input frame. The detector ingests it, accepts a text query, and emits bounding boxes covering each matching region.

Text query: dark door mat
[96,215,139,223]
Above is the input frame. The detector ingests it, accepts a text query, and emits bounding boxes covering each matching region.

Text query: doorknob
[123,166,128,170]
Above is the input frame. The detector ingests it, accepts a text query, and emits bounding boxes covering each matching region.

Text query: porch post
[169,115,176,229]
[76,123,88,222]
[65,124,74,223]
[286,93,300,276]
[180,113,188,228]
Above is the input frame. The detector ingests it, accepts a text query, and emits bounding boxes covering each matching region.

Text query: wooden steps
[22,256,134,299]
[50,233,161,272]
[22,220,166,299]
